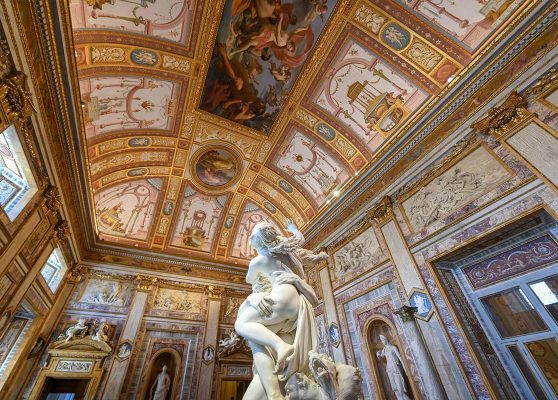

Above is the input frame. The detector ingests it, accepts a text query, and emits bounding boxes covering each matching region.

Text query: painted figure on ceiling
[200,0,336,133]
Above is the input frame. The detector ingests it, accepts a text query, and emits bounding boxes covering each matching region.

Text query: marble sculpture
[234,219,362,399]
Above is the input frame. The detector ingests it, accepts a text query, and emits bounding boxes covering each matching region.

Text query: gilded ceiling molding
[42,185,61,213]
[52,219,70,245]
[367,196,393,225]
[135,275,158,291]
[394,133,479,201]
[206,285,225,300]
[471,91,533,139]
[524,67,558,97]
[66,263,89,284]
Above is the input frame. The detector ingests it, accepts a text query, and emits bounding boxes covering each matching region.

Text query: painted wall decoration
[152,288,203,314]
[463,235,558,289]
[332,225,384,283]
[408,291,432,319]
[94,178,162,242]
[79,76,179,138]
[275,129,349,206]
[116,341,133,361]
[231,202,280,259]
[311,38,429,152]
[193,148,238,188]
[200,0,337,133]
[170,187,226,252]
[396,0,524,50]
[79,279,133,307]
[401,146,512,232]
[69,0,195,45]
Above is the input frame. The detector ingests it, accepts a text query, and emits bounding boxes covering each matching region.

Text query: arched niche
[364,316,416,400]
[140,348,181,400]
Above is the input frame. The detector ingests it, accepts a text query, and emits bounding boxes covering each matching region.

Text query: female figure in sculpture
[234,219,324,400]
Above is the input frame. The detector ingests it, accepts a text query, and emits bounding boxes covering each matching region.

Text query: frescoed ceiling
[63,0,542,267]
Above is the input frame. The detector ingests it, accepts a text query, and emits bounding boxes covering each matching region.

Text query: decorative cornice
[471,91,532,139]
[524,67,557,97]
[206,285,225,300]
[394,305,418,322]
[135,275,158,291]
[0,40,11,78]
[66,263,88,284]
[366,196,393,225]
[42,185,61,213]
[52,219,70,245]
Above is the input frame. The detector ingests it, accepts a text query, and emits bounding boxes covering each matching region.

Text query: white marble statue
[150,365,171,400]
[92,319,109,342]
[64,318,88,342]
[376,335,411,400]
[234,219,361,400]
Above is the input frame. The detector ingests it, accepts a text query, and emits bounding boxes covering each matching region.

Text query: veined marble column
[319,266,346,363]
[101,275,156,400]
[196,285,223,400]
[395,305,446,400]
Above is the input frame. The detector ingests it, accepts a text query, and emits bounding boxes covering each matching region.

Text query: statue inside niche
[150,364,171,400]
[234,218,362,399]
[376,335,412,400]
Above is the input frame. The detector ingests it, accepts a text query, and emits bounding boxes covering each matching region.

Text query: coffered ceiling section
[67,0,532,266]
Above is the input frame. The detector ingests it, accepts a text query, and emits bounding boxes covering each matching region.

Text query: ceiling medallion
[190,145,241,191]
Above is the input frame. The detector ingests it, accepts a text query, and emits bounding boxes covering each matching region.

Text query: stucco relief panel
[332,225,386,287]
[78,278,134,308]
[401,146,512,232]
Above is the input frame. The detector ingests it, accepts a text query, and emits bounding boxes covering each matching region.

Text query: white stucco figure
[64,318,88,342]
[92,319,109,342]
[150,365,171,400]
[376,335,411,400]
[234,219,361,400]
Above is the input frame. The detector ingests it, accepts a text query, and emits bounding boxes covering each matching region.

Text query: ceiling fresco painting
[169,186,227,253]
[69,0,195,45]
[393,0,524,50]
[310,36,430,153]
[200,0,337,133]
[62,0,543,268]
[80,76,179,137]
[94,178,163,244]
[273,127,350,207]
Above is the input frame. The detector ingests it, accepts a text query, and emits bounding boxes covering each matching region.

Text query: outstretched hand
[284,218,298,233]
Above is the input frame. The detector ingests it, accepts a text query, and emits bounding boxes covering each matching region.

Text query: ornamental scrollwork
[366,196,393,225]
[471,91,532,138]
[52,219,70,245]
[524,68,557,97]
[66,263,89,284]
[42,185,61,212]
[135,274,158,290]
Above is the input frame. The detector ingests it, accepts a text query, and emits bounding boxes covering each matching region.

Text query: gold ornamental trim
[66,263,89,284]
[471,91,532,139]
[366,196,393,225]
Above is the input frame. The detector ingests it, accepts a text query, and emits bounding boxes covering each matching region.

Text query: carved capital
[52,219,70,245]
[471,91,532,139]
[524,68,557,97]
[366,196,393,225]
[135,275,158,291]
[42,185,61,212]
[394,305,418,322]
[66,263,88,284]
[206,285,224,299]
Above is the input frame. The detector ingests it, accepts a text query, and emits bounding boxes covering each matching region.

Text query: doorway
[219,379,250,400]
[39,378,89,400]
